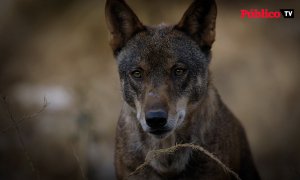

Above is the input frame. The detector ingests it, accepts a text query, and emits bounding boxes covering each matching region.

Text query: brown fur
[105,0,260,179]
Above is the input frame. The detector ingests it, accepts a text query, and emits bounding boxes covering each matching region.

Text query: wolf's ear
[175,0,217,52]
[105,0,145,55]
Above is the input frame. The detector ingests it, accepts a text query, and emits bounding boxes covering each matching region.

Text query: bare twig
[1,97,48,134]
[70,143,87,180]
[1,97,44,180]
[128,143,241,180]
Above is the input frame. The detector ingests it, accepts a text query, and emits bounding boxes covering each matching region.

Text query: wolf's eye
[131,70,142,79]
[174,68,186,77]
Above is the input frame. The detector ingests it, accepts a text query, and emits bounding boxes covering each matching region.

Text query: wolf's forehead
[118,26,206,68]
[143,26,192,50]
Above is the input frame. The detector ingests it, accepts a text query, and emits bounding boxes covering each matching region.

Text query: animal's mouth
[148,128,171,136]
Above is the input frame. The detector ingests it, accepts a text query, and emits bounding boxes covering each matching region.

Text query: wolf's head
[106,0,217,138]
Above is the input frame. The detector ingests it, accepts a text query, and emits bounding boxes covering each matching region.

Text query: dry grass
[128,143,241,180]
[70,143,88,180]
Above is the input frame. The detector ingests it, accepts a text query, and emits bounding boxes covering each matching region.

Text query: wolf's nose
[145,110,167,129]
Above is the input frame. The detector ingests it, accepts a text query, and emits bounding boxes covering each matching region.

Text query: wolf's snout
[145,110,167,129]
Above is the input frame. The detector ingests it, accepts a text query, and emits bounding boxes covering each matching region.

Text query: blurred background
[0,0,299,179]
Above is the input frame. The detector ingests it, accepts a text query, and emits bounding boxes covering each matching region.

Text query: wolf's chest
[146,148,192,176]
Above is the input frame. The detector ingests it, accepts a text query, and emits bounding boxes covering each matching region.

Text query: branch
[1,97,48,134]
[1,96,44,180]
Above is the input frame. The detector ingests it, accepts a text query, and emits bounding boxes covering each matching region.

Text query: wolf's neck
[189,84,221,145]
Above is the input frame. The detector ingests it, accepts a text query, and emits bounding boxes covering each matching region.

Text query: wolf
[105,0,260,179]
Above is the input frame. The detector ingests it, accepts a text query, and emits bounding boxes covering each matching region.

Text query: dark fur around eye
[173,68,187,77]
[129,67,144,80]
